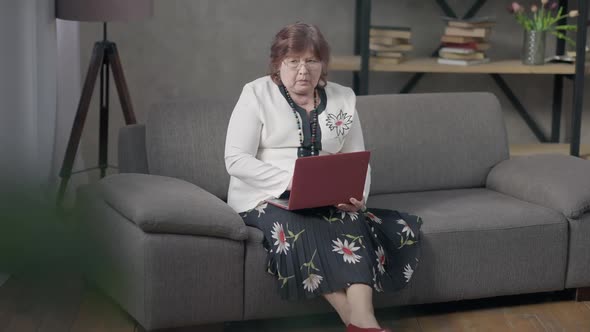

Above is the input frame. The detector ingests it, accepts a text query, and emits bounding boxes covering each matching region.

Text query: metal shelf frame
[351,0,588,156]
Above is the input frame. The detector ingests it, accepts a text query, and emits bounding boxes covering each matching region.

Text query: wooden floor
[0,272,589,332]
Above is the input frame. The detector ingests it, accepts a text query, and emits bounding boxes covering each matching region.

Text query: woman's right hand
[336,197,365,213]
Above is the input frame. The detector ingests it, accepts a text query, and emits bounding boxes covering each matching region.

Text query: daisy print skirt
[240,203,422,301]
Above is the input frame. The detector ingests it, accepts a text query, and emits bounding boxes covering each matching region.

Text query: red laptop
[266,151,370,210]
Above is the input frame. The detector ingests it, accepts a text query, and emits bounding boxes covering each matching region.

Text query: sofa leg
[575,287,590,301]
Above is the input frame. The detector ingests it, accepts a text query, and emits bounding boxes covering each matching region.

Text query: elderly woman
[224,23,421,332]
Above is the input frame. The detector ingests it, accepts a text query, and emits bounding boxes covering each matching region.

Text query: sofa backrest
[357,92,509,195]
[118,92,509,201]
[121,99,235,201]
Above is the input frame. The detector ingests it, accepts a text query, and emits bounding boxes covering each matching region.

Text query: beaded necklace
[282,85,319,157]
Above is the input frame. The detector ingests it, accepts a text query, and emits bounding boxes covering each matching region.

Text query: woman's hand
[336,197,365,212]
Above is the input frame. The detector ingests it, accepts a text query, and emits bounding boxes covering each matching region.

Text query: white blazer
[224,76,371,213]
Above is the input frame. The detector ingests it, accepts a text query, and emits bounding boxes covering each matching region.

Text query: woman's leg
[322,290,351,325]
[346,284,381,328]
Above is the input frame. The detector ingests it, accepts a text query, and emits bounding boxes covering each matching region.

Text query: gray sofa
[76,92,590,331]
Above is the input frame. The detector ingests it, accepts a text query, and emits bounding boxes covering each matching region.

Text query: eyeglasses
[283,58,322,70]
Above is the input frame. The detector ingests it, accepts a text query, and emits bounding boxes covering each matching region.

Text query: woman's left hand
[336,197,365,212]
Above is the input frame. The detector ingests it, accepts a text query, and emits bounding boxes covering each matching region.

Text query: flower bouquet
[508,0,579,64]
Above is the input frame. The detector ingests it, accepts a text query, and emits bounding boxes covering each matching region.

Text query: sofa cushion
[368,188,568,305]
[118,124,149,174]
[78,186,245,330]
[487,154,590,218]
[357,92,509,195]
[146,99,235,201]
[246,225,264,244]
[369,188,565,233]
[243,188,568,317]
[98,173,247,240]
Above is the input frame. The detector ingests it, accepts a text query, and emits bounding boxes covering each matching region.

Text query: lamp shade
[56,0,153,22]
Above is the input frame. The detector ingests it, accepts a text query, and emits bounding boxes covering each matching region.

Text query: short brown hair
[269,22,331,87]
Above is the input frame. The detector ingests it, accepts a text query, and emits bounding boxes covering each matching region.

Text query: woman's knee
[347,283,373,294]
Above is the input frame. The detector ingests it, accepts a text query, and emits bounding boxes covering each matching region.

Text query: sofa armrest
[96,173,247,240]
[486,154,590,218]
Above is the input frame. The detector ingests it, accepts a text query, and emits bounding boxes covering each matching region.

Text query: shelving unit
[335,0,589,157]
[331,56,590,74]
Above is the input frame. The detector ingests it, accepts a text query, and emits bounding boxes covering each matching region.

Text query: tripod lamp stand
[55,0,153,206]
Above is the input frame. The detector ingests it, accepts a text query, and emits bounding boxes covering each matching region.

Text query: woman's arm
[224,84,291,198]
[339,108,372,205]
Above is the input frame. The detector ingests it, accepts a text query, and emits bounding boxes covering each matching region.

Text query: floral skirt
[240,203,422,301]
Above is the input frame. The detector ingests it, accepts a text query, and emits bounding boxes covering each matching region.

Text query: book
[370,51,404,58]
[371,25,411,31]
[444,27,491,38]
[369,26,412,39]
[442,16,497,29]
[448,21,496,29]
[439,47,476,54]
[555,51,590,62]
[545,55,575,64]
[371,56,404,65]
[369,36,406,46]
[442,41,491,51]
[566,47,590,61]
[439,51,486,60]
[369,43,414,52]
[441,15,496,24]
[437,57,491,66]
[566,46,590,56]
[441,35,485,43]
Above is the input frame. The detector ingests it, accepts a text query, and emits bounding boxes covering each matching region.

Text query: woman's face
[279,50,322,96]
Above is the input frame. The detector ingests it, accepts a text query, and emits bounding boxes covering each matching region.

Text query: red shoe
[346,323,392,332]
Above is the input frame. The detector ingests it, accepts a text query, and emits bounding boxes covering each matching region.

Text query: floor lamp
[55,0,153,206]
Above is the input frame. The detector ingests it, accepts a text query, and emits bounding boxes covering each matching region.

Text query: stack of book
[437,16,495,66]
[369,26,413,65]
[566,46,590,62]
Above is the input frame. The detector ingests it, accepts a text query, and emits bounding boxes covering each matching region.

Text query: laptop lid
[287,151,370,210]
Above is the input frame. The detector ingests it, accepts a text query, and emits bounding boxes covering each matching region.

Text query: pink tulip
[549,2,558,10]
[509,2,523,13]
[531,4,538,13]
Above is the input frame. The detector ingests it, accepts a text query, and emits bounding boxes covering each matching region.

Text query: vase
[522,30,546,65]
